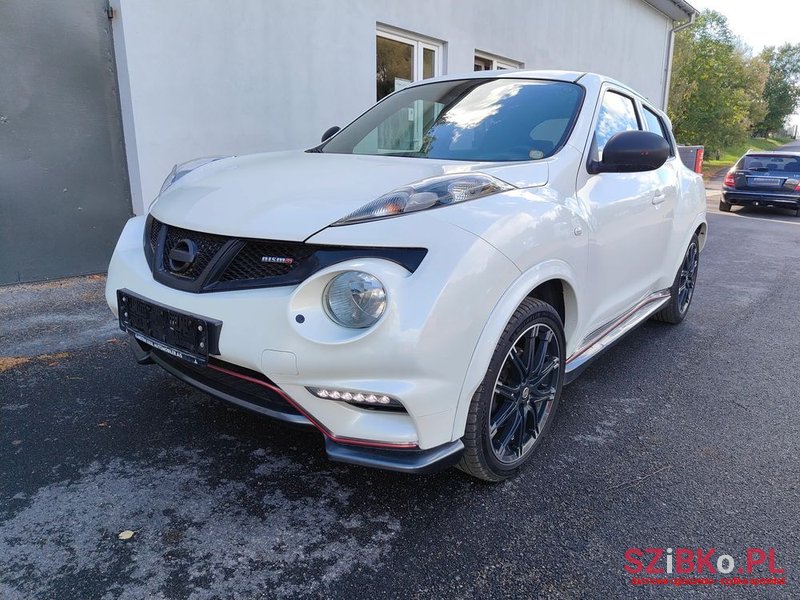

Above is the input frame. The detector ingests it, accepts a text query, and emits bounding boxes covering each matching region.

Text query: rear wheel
[719,199,731,212]
[458,299,565,482]
[652,235,699,325]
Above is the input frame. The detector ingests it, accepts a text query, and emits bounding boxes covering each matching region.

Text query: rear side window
[642,106,674,156]
[741,154,800,173]
[594,91,639,158]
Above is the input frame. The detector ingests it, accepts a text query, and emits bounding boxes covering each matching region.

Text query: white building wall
[111,0,674,214]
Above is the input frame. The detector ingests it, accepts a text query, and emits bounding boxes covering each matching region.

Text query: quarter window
[594,91,640,158]
[376,29,442,101]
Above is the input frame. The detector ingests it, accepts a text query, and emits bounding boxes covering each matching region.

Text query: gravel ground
[1,202,799,599]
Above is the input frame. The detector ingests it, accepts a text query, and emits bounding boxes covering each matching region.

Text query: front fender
[450,260,583,440]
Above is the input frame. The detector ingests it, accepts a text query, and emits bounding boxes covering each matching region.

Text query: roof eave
[642,0,697,21]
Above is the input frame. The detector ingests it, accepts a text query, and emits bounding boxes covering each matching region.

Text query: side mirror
[321,126,341,143]
[590,130,670,174]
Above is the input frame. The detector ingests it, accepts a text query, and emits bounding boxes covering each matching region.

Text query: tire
[652,234,700,325]
[457,298,566,482]
[718,199,731,212]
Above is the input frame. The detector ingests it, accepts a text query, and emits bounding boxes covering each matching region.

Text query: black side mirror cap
[321,126,341,143]
[589,130,671,174]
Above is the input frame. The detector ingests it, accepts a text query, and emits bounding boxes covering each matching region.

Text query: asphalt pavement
[2,197,800,599]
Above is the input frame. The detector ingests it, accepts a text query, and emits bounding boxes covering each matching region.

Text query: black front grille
[144,218,427,293]
[220,241,317,282]
[162,224,228,280]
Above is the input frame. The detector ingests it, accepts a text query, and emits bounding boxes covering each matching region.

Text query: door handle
[652,189,666,205]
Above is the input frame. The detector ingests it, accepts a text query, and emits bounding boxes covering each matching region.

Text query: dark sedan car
[721,152,800,215]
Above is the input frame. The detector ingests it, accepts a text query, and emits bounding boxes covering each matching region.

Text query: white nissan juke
[106,70,706,481]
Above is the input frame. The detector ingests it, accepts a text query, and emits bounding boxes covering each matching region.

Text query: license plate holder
[748,177,782,188]
[117,289,222,366]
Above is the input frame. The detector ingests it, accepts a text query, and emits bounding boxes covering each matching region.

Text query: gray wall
[0,0,132,284]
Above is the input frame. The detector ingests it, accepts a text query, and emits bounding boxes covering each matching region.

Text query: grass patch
[702,137,793,179]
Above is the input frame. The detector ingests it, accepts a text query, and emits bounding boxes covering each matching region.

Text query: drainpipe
[662,12,696,110]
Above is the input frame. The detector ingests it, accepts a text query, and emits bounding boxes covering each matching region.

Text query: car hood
[150,151,548,241]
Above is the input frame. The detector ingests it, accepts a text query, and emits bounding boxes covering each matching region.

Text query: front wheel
[458,299,565,482]
[652,234,700,325]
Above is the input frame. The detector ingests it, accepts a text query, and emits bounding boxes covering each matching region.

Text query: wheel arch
[667,214,707,279]
[450,260,581,441]
[695,221,708,251]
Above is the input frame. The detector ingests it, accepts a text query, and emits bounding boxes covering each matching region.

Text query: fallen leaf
[118,530,135,540]
[0,357,31,373]
[36,352,70,367]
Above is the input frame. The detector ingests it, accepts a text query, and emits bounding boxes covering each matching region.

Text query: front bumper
[107,215,520,453]
[129,337,464,473]
[722,189,800,209]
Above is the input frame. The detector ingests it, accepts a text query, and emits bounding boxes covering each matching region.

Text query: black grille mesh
[148,219,383,290]
[149,219,162,253]
[220,241,316,282]
[162,224,228,280]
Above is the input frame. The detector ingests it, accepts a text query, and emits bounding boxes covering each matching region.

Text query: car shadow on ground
[716,202,800,224]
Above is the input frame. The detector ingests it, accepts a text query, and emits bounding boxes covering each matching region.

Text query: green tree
[755,43,800,136]
[668,10,768,155]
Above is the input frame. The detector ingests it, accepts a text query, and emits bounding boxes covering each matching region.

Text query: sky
[688,0,800,129]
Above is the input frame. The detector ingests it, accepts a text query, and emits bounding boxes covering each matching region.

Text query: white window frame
[474,50,523,71]
[376,25,444,84]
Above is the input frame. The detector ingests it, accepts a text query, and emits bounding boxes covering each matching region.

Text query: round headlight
[324,271,387,329]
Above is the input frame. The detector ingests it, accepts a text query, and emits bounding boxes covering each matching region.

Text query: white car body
[106,71,706,474]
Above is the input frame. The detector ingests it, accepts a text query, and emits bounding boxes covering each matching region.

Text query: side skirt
[564,289,671,384]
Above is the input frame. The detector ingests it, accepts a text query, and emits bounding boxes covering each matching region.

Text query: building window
[474,51,522,71]
[376,27,442,101]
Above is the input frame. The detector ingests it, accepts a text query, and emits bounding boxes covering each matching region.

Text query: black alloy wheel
[489,323,560,464]
[652,234,700,324]
[458,298,565,481]
[677,240,699,315]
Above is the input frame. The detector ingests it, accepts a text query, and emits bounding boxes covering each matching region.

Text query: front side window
[321,79,584,162]
[594,91,640,158]
[376,30,441,101]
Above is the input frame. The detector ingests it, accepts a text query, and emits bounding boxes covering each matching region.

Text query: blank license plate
[748,177,782,188]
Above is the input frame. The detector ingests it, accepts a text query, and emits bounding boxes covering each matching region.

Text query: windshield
[321,78,583,162]
[740,154,800,173]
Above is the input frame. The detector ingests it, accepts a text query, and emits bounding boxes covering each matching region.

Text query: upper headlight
[158,156,230,195]
[334,173,514,226]
[324,271,387,329]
